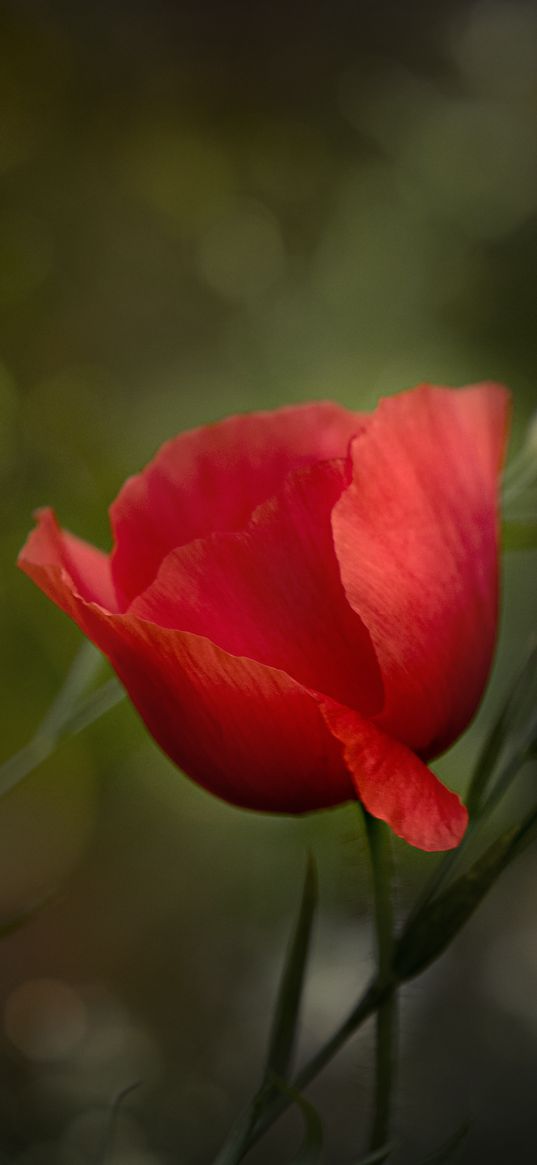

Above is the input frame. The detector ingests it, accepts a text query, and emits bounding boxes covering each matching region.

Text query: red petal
[332,383,510,757]
[19,509,352,812]
[110,401,366,606]
[131,459,383,714]
[18,508,118,612]
[321,701,468,851]
[18,509,468,844]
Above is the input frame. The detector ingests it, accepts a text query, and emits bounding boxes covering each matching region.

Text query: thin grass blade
[264,852,318,1082]
[211,1086,271,1165]
[467,642,537,817]
[0,664,124,799]
[99,1082,141,1162]
[395,803,537,980]
[270,1077,323,1165]
[38,642,102,738]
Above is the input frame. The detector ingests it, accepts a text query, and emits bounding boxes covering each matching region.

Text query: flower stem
[241,977,391,1155]
[221,816,399,1163]
[232,817,399,1162]
[363,811,397,1152]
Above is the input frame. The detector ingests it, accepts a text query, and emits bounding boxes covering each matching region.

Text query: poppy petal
[110,401,366,605]
[18,509,353,813]
[18,508,118,612]
[130,459,383,714]
[332,383,509,757]
[321,700,468,851]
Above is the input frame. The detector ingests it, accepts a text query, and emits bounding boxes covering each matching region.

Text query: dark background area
[0,1,536,1161]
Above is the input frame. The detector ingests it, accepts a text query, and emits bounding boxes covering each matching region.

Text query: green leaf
[63,677,124,736]
[416,1122,469,1164]
[211,859,318,1165]
[467,643,537,817]
[210,1086,271,1165]
[264,853,318,1082]
[507,802,537,861]
[270,1077,323,1165]
[287,1096,323,1165]
[407,644,537,929]
[502,519,537,551]
[38,642,102,738]
[0,672,124,799]
[395,807,537,980]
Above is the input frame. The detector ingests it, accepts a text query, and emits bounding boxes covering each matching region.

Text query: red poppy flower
[19,383,509,850]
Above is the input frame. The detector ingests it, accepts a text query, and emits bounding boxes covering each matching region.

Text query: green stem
[244,977,392,1154]
[294,978,389,1095]
[226,817,399,1162]
[235,824,398,1161]
[363,812,397,1152]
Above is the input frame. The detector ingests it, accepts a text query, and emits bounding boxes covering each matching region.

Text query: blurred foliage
[0,1,536,1162]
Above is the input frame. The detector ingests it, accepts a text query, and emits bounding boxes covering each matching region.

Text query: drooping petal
[18,509,353,813]
[332,383,509,757]
[131,460,383,714]
[110,401,366,606]
[321,701,468,851]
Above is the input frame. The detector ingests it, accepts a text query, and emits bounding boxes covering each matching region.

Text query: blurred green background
[1,1,536,1161]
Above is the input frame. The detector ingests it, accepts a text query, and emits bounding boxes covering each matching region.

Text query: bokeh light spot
[5,979,87,1062]
[198,198,285,301]
[452,1,537,97]
[124,123,236,236]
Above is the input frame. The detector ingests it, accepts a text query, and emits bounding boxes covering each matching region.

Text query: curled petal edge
[319,700,468,852]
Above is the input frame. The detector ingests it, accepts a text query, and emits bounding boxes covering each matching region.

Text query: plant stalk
[363,812,397,1152]
[244,977,392,1155]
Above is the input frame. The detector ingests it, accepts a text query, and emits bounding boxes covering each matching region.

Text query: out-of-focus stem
[0,677,124,797]
[363,812,397,1152]
[235,818,399,1161]
[242,977,392,1155]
